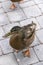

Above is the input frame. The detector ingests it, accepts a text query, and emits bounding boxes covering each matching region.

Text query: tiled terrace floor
[0,0,43,65]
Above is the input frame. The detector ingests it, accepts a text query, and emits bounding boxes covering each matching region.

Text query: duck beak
[3,32,12,38]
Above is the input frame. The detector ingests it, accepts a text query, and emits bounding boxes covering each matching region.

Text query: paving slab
[33,62,43,65]
[0,53,18,65]
[0,13,10,25]
[23,5,42,18]
[2,1,13,12]
[34,44,43,61]
[0,27,5,40]
[30,35,40,47]
[7,9,26,22]
[36,29,43,43]
[38,4,43,13]
[0,38,13,54]
[14,48,38,65]
[0,8,4,14]
[36,15,43,28]
[0,3,2,8]
[19,1,35,8]
[0,47,2,55]
[34,0,43,4]
[0,0,7,2]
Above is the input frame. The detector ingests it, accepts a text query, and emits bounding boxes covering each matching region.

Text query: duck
[3,22,36,57]
[10,0,23,9]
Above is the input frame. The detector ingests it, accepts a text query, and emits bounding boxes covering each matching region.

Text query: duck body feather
[9,22,36,50]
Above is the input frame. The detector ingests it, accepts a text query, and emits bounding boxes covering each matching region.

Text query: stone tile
[7,9,26,22]
[2,0,22,12]
[34,0,43,4]
[38,4,43,13]
[0,8,4,14]
[14,48,38,65]
[3,23,20,33]
[0,0,8,2]
[33,62,43,65]
[36,29,43,43]
[23,5,41,18]
[0,38,13,54]
[0,3,2,8]
[20,18,40,30]
[0,53,18,65]
[0,47,2,55]
[30,36,40,47]
[2,1,13,12]
[19,1,35,8]
[36,16,43,28]
[23,0,30,2]
[0,13,9,25]
[0,27,5,40]
[34,44,43,61]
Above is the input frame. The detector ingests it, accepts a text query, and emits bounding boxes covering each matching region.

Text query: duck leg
[22,49,30,57]
[15,50,19,53]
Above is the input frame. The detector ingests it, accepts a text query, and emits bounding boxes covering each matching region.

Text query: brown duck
[3,22,36,57]
[10,0,23,9]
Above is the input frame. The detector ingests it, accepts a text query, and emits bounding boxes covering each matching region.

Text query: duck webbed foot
[10,4,16,9]
[22,49,30,57]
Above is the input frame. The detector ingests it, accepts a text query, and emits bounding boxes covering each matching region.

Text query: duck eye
[11,28,16,32]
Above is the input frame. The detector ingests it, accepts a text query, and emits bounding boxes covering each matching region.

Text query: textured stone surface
[0,0,7,2]
[2,1,12,12]
[0,47,2,55]
[0,53,18,65]
[0,38,13,54]
[34,44,43,61]
[0,8,4,14]
[23,5,41,18]
[0,27,5,40]
[38,4,43,13]
[34,0,43,4]
[30,36,40,47]
[33,62,43,65]
[14,48,38,65]
[0,3,2,8]
[0,14,9,25]
[36,29,43,43]
[19,1,35,8]
[36,15,43,28]
[7,9,26,22]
